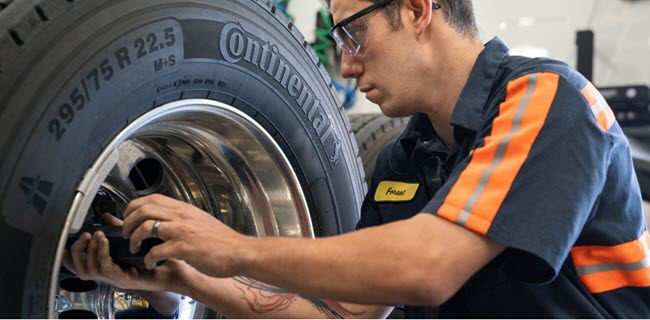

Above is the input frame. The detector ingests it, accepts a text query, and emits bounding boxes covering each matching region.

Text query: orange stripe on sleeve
[466,73,560,234]
[571,231,650,293]
[594,104,615,132]
[437,75,530,224]
[578,267,650,294]
[581,82,600,106]
[572,231,650,266]
[581,82,615,131]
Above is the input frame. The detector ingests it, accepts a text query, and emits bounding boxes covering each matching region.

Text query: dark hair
[327,0,479,37]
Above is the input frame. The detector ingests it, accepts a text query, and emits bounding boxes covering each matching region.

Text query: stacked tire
[349,113,409,185]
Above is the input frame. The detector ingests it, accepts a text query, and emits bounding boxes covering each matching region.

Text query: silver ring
[152,220,161,238]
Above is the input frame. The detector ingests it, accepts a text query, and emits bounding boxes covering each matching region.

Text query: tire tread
[349,113,409,184]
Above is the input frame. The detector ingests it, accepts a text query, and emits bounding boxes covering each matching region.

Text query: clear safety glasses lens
[331,18,369,57]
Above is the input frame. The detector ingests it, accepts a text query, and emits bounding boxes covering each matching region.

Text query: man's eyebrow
[333,12,352,26]
[330,6,352,25]
[331,13,341,25]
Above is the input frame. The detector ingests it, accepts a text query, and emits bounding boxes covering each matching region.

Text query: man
[66,0,650,317]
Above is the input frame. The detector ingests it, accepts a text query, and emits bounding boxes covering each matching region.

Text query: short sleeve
[422,72,612,283]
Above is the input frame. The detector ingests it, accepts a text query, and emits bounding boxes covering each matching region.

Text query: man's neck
[426,36,484,148]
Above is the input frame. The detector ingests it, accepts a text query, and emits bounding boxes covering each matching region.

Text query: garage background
[284,0,650,216]
[285,0,648,111]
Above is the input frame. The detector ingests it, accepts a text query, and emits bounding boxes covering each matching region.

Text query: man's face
[331,0,422,117]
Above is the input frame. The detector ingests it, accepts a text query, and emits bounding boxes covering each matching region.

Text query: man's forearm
[176,272,384,318]
[232,214,504,306]
[234,217,436,305]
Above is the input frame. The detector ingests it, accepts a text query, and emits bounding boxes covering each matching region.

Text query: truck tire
[0,0,365,317]
[349,113,409,185]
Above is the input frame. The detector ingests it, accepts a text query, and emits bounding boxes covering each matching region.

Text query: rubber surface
[349,113,409,185]
[0,0,364,317]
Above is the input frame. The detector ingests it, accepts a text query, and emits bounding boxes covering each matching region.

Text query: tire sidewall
[0,0,362,316]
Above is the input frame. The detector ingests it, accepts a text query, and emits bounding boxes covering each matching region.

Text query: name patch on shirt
[375,181,419,202]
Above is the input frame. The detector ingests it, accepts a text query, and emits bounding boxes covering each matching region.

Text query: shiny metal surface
[51,100,313,318]
[57,278,113,318]
[54,295,73,313]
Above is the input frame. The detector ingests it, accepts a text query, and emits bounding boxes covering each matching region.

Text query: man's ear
[404,0,433,34]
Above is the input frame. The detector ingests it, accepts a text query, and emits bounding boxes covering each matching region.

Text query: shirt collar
[450,37,510,135]
[398,113,448,159]
[397,37,510,158]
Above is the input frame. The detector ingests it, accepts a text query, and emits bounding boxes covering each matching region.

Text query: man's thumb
[101,212,124,226]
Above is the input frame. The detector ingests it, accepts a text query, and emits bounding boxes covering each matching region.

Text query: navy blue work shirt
[357,37,650,318]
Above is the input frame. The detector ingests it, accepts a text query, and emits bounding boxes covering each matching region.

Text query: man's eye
[347,27,360,33]
[346,27,363,37]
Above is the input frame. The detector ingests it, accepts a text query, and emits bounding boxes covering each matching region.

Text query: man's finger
[128,219,164,254]
[122,206,174,239]
[86,233,102,275]
[144,241,178,270]
[101,212,123,226]
[61,251,76,274]
[123,194,182,220]
[70,232,91,279]
[122,204,156,238]
[97,236,120,276]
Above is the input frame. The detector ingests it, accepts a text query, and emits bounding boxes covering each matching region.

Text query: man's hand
[62,212,196,293]
[120,195,394,319]
[121,194,250,278]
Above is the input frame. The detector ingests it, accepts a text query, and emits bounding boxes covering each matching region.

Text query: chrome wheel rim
[50,99,313,318]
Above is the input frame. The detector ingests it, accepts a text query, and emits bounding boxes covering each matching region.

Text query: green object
[312,8,334,66]
[272,0,294,22]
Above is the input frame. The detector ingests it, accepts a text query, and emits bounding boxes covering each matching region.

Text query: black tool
[65,225,164,268]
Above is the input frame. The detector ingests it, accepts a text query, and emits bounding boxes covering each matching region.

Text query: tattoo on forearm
[233,277,298,313]
[306,297,367,319]
[232,277,365,318]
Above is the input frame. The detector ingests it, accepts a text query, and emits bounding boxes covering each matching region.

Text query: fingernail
[130,242,140,254]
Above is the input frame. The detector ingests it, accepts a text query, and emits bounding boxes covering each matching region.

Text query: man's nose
[340,51,363,79]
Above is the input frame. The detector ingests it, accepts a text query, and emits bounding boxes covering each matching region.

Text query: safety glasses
[330,0,441,56]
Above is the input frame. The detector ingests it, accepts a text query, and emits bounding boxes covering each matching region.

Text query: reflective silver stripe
[457,74,539,226]
[576,256,650,276]
[591,96,607,115]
